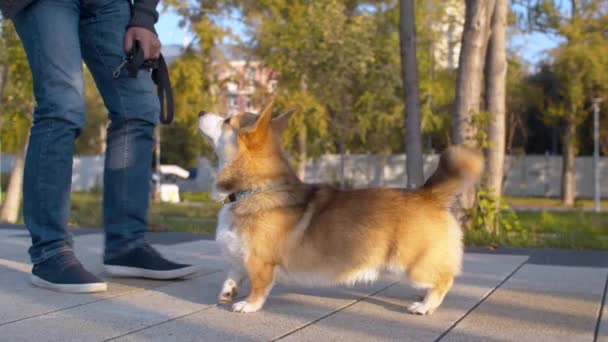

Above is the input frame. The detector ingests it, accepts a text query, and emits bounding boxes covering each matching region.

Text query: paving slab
[0,235,31,258]
[0,233,221,327]
[278,253,528,342]
[442,264,608,342]
[527,249,608,268]
[598,274,608,342]
[0,269,223,342]
[0,272,223,341]
[113,281,393,342]
[1,228,606,342]
[0,264,218,327]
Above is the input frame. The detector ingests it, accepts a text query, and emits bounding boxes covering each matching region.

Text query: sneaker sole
[103,265,199,280]
[30,274,108,293]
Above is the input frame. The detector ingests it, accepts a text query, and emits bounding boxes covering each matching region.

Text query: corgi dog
[198,99,483,315]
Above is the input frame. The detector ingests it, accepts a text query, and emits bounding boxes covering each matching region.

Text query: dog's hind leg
[232,256,275,313]
[219,266,246,304]
[407,273,453,315]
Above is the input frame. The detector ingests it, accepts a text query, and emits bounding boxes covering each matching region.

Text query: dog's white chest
[215,204,247,263]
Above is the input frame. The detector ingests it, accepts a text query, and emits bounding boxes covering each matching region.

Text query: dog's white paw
[232,300,262,313]
[218,288,238,304]
[407,302,433,315]
[218,280,239,304]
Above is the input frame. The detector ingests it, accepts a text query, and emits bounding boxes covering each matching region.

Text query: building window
[227,95,237,109]
[246,67,256,82]
[226,82,238,93]
[269,80,278,92]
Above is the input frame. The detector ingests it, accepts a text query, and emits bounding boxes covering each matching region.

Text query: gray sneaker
[104,244,199,280]
[31,251,107,293]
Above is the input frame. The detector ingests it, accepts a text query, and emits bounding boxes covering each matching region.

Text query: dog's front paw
[407,302,434,315]
[218,288,238,304]
[232,300,263,313]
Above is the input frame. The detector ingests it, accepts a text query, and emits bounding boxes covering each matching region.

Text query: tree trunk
[561,117,576,206]
[483,0,507,201]
[452,0,495,210]
[0,142,27,223]
[297,125,307,181]
[452,0,496,145]
[399,0,424,189]
[297,77,309,181]
[0,66,8,103]
[559,0,578,208]
[339,108,346,188]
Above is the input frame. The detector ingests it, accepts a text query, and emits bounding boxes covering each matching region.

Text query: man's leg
[79,0,197,279]
[13,0,106,292]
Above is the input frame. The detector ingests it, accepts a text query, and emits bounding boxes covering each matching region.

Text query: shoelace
[113,41,174,125]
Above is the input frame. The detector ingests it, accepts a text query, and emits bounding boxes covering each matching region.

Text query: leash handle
[112,41,174,124]
[152,55,174,125]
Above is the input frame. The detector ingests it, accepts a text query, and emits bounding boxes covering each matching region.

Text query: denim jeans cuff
[103,238,147,262]
[31,245,74,265]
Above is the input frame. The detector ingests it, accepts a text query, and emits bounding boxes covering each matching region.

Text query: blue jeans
[13,0,160,264]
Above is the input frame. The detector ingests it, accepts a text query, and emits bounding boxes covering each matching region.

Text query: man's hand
[124,27,161,60]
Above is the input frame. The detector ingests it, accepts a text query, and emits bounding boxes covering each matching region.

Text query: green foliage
[241,0,376,153]
[161,48,216,167]
[160,2,233,166]
[126,0,458,161]
[0,18,33,152]
[67,192,221,234]
[235,0,457,155]
[471,110,491,149]
[465,188,525,235]
[75,66,109,155]
[274,89,330,158]
[465,192,608,250]
[523,0,608,153]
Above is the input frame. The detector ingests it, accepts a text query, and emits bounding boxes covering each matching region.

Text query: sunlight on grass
[40,193,608,251]
[68,192,221,235]
[465,210,608,250]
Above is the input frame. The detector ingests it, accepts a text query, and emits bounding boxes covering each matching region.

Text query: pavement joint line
[272,281,400,342]
[594,272,608,342]
[103,293,248,341]
[0,268,223,329]
[433,252,534,342]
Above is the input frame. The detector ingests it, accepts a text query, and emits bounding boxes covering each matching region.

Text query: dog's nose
[198,111,207,117]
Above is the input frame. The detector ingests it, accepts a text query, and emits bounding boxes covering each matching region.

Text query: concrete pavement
[0,225,606,342]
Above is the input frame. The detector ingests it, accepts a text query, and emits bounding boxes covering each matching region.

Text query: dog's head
[198,99,296,200]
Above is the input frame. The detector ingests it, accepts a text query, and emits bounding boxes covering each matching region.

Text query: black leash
[113,40,174,124]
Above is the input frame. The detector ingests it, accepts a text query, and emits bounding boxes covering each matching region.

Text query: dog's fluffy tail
[421,145,484,206]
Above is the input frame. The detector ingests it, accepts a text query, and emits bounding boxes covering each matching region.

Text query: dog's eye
[223,117,231,125]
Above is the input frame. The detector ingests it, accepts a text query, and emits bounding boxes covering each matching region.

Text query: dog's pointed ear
[248,97,275,135]
[271,109,296,133]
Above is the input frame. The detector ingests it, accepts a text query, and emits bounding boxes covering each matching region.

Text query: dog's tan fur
[199,99,483,315]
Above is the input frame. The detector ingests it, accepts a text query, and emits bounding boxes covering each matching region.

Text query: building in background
[213,59,278,115]
[162,44,278,115]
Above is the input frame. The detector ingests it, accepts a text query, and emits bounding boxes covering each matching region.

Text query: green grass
[68,192,221,235]
[4,192,608,250]
[465,210,608,250]
[504,196,608,210]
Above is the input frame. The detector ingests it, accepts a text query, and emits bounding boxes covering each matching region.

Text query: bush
[0,172,9,192]
[464,188,534,248]
[465,190,608,250]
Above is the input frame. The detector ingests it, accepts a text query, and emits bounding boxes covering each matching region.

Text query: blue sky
[156,7,246,47]
[156,9,193,47]
[155,6,559,66]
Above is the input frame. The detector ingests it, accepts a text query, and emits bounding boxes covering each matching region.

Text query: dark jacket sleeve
[129,0,160,34]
